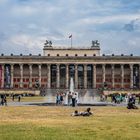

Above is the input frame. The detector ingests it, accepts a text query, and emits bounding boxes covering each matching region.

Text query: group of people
[109,93,139,109]
[56,93,64,105]
[0,94,22,106]
[108,93,140,105]
[56,91,78,107]
[71,107,93,117]
[110,94,124,104]
[68,92,78,107]
[12,94,22,102]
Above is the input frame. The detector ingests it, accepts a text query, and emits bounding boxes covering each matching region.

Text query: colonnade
[0,63,140,89]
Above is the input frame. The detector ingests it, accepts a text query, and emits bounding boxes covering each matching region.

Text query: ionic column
[1,64,4,88]
[66,64,69,89]
[84,64,87,89]
[93,64,96,88]
[47,64,51,89]
[75,64,78,89]
[130,64,133,88]
[111,64,115,88]
[10,64,14,88]
[56,64,60,88]
[29,64,32,88]
[20,64,23,88]
[39,64,41,88]
[139,64,140,88]
[102,64,106,83]
[121,64,124,88]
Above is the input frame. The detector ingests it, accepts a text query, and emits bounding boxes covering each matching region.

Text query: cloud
[123,18,140,32]
[0,0,8,5]
[0,0,140,55]
[11,5,37,16]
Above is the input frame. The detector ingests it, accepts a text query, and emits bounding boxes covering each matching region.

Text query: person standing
[56,93,60,105]
[18,95,21,102]
[72,92,76,107]
[4,95,7,106]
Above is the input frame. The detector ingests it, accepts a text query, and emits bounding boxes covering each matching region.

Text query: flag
[69,34,72,38]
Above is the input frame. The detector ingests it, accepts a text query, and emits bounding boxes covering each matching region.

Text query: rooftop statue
[91,40,100,48]
[44,40,52,47]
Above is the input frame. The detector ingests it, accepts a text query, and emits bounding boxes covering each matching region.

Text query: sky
[0,0,140,55]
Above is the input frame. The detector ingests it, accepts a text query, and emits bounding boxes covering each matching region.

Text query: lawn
[0,106,140,140]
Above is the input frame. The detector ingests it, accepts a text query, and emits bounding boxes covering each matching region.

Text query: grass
[0,106,140,140]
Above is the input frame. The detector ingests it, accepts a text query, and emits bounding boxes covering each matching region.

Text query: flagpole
[71,36,72,48]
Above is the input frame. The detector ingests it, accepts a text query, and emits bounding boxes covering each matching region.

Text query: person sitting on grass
[81,107,93,116]
[71,110,81,116]
[127,95,138,109]
[71,108,93,117]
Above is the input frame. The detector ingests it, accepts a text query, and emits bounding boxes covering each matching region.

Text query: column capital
[56,64,60,67]
[130,64,133,70]
[93,64,96,68]
[84,64,87,68]
[130,64,133,67]
[0,64,5,66]
[121,64,124,68]
[38,64,42,66]
[111,64,114,69]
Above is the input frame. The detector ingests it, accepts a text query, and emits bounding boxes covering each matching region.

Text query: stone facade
[0,43,140,94]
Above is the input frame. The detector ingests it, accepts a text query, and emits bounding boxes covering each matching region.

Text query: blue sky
[0,0,140,55]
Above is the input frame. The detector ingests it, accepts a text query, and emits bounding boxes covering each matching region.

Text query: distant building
[0,40,140,95]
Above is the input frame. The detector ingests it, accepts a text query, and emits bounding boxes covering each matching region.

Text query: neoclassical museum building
[0,40,140,95]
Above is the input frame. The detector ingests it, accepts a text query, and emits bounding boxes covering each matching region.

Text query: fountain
[30,77,114,106]
[65,77,78,105]
[64,77,108,106]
